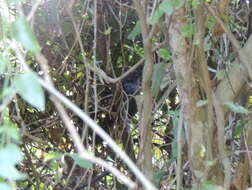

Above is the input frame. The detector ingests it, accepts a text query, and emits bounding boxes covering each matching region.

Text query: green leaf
[172,0,184,7]
[0,86,15,101]
[159,48,172,61]
[159,0,184,15]
[0,183,12,190]
[68,153,93,169]
[171,140,178,161]
[159,0,174,15]
[152,62,167,97]
[203,183,225,190]
[196,100,208,107]
[224,102,250,114]
[207,16,216,30]
[0,144,26,180]
[13,72,45,111]
[0,56,9,74]
[181,23,194,38]
[191,0,200,8]
[44,151,62,162]
[2,109,10,123]
[152,170,167,187]
[216,70,225,80]
[6,0,26,4]
[49,160,60,171]
[150,0,186,24]
[76,72,84,79]
[12,16,41,54]
[234,121,241,138]
[128,22,141,39]
[61,21,74,37]
[0,122,20,141]
[150,8,165,24]
[102,27,112,35]
[169,110,180,161]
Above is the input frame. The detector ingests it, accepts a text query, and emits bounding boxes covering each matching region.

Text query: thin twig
[88,57,144,83]
[244,134,252,171]
[205,2,252,80]
[39,79,158,190]
[133,0,155,182]
[85,41,165,84]
[176,107,184,190]
[50,96,136,189]
[13,2,157,189]
[27,0,42,22]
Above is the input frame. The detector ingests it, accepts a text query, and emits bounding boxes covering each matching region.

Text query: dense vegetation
[1,0,252,190]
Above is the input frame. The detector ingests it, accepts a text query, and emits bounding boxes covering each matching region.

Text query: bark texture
[167,7,208,187]
[167,3,252,189]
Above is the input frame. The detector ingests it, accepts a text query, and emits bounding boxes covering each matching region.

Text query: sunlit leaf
[102,27,112,35]
[68,153,93,169]
[128,22,141,39]
[0,144,26,180]
[76,72,84,79]
[153,147,162,160]
[196,100,208,107]
[153,138,165,145]
[13,72,45,111]
[12,16,41,54]
[152,62,167,97]
[44,151,62,162]
[199,144,206,158]
[224,102,250,114]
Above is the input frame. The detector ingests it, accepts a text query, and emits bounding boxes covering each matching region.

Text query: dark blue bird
[122,70,142,95]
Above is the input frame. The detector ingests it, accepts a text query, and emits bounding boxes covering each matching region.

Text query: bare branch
[205,2,252,80]
[50,96,136,189]
[38,79,158,190]
[27,0,42,22]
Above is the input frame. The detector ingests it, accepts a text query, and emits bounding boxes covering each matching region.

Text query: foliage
[0,0,252,189]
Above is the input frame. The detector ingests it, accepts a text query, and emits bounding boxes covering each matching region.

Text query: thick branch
[167,6,206,188]
[133,0,155,183]
[215,35,252,115]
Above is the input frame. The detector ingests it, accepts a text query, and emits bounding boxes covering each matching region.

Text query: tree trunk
[167,2,252,189]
